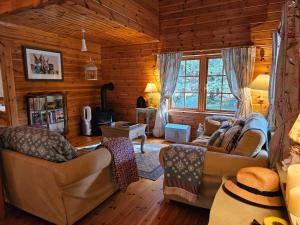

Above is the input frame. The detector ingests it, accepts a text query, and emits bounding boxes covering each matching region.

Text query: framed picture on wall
[23,46,64,81]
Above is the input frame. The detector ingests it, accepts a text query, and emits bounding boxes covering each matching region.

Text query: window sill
[168,109,235,117]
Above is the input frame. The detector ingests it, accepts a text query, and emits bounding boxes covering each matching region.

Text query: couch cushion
[220,125,242,153]
[0,126,76,162]
[204,119,221,136]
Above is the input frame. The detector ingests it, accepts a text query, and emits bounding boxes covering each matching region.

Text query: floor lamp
[248,74,270,113]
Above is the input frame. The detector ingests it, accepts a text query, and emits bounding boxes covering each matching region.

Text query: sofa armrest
[54,148,111,186]
[159,146,168,167]
[203,150,268,177]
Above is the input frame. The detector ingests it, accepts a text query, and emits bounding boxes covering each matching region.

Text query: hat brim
[223,179,284,209]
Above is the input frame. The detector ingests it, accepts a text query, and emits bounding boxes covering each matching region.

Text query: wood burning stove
[82,82,115,136]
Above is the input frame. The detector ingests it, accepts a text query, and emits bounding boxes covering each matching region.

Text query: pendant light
[81,29,87,52]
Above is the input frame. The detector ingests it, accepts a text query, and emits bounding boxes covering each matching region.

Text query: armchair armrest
[203,150,268,177]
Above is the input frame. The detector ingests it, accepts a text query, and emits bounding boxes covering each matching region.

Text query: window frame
[170,54,236,113]
[171,58,201,111]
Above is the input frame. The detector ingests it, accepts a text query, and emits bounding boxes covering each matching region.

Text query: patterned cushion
[0,126,76,162]
[220,125,242,153]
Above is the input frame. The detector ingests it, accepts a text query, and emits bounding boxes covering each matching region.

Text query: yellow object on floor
[263,216,288,225]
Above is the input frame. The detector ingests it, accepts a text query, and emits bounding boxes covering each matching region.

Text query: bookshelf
[26,92,67,134]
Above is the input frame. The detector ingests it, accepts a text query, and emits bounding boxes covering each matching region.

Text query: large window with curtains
[171,56,237,112]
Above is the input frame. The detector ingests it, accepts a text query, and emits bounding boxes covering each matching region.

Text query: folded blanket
[163,144,206,203]
[101,137,139,192]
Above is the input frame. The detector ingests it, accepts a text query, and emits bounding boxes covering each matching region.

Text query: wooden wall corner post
[0,40,19,126]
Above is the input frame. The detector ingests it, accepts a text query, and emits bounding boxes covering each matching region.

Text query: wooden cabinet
[26,92,68,134]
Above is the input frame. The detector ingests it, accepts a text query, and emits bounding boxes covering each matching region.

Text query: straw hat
[223,167,284,208]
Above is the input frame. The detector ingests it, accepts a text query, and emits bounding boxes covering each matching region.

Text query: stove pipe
[101,82,114,112]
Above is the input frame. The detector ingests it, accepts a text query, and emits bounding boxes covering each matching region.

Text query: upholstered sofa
[159,114,269,209]
[1,147,118,225]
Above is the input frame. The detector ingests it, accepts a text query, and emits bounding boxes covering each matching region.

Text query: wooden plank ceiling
[0,0,159,46]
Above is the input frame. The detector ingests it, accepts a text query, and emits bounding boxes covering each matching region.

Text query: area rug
[77,141,167,181]
[133,142,167,181]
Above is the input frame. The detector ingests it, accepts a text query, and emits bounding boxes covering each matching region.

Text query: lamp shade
[289,113,300,143]
[248,74,270,90]
[144,82,157,93]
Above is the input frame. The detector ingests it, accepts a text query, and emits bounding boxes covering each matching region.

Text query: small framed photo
[23,46,64,81]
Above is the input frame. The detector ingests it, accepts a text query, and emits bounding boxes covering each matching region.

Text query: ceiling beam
[0,0,63,15]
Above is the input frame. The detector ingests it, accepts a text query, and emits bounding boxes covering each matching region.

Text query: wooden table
[136,108,156,136]
[209,178,288,225]
[100,122,147,153]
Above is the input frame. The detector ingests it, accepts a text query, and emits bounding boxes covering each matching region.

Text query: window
[171,56,237,112]
[172,60,200,109]
[206,58,237,111]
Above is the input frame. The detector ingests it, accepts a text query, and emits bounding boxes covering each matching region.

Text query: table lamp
[248,74,270,113]
[282,113,300,170]
[144,82,157,108]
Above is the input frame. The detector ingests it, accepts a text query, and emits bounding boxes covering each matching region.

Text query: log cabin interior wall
[102,0,283,138]
[0,22,102,138]
[0,0,283,139]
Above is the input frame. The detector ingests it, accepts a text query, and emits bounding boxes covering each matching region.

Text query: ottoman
[165,123,191,143]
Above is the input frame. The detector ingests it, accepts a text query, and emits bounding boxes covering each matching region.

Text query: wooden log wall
[0,22,103,138]
[102,0,282,138]
[159,0,283,51]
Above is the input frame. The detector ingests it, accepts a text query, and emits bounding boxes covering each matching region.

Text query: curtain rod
[151,44,270,55]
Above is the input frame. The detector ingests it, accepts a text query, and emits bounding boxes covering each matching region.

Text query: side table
[136,108,156,136]
[101,122,147,153]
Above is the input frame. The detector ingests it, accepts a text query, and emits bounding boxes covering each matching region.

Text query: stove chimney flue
[101,82,114,112]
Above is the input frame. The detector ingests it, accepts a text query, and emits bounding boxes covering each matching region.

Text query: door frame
[0,40,18,126]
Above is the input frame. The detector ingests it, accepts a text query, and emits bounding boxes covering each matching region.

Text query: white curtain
[267,32,282,131]
[221,47,256,117]
[153,52,182,137]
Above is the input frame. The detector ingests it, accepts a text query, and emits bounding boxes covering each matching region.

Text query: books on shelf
[27,93,66,134]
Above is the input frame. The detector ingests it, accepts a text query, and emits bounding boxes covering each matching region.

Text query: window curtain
[153,52,182,137]
[221,46,256,117]
[269,1,300,168]
[267,32,282,131]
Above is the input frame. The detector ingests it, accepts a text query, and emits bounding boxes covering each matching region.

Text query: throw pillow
[220,125,242,153]
[203,119,221,136]
[0,126,76,162]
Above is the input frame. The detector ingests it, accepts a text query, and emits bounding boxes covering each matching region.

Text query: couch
[0,147,118,225]
[159,114,269,209]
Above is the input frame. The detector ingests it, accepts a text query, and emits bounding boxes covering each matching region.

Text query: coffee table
[100,122,147,153]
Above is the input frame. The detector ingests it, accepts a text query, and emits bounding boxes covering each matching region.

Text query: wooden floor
[0,136,210,225]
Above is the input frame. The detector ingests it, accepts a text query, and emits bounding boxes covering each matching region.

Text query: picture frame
[23,46,64,81]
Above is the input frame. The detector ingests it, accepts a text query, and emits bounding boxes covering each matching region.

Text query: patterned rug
[133,142,167,181]
[77,141,166,181]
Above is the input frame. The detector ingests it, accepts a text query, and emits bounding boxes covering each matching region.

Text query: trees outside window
[171,56,237,112]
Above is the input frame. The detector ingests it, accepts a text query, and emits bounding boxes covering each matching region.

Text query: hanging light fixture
[85,57,98,80]
[81,29,87,52]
